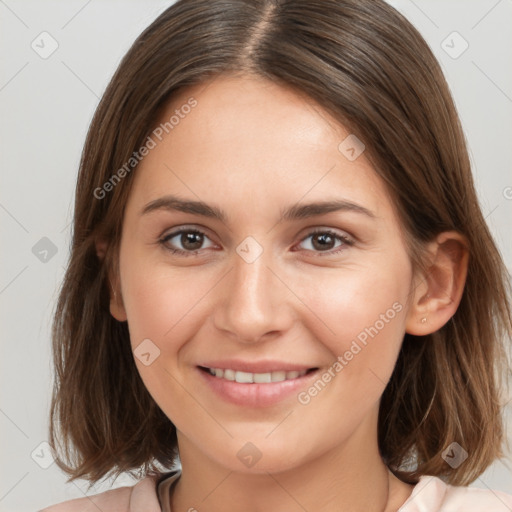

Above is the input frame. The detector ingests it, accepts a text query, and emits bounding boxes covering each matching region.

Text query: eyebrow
[140,194,376,223]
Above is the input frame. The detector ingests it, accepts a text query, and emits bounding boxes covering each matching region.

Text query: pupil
[183,232,202,250]
[313,233,333,251]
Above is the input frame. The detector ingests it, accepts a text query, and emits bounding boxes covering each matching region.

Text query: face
[110,74,418,474]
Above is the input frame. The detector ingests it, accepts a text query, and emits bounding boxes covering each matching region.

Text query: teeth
[271,370,286,382]
[224,369,236,381]
[206,367,308,383]
[235,371,253,383]
[253,372,272,383]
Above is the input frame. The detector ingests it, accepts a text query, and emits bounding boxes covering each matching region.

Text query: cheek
[119,249,217,356]
[122,273,197,346]
[118,257,214,418]
[297,254,411,380]
[286,260,411,444]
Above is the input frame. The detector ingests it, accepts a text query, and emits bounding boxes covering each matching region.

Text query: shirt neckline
[156,471,446,512]
[157,470,181,512]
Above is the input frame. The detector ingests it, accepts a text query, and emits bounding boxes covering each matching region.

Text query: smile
[197,365,320,407]
[204,366,310,383]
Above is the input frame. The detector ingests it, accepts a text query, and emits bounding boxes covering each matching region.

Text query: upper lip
[198,360,318,373]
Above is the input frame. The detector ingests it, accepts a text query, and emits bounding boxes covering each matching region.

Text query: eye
[159,228,216,256]
[158,226,354,257]
[296,228,354,256]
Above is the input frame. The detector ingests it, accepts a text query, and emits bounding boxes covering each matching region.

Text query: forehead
[125,74,392,224]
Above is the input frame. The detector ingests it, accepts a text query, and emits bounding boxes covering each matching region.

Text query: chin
[206,437,311,475]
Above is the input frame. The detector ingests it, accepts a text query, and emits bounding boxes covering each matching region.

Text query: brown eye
[160,229,215,255]
[297,229,354,255]
[179,231,204,250]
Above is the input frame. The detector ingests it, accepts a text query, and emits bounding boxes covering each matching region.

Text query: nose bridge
[214,238,292,342]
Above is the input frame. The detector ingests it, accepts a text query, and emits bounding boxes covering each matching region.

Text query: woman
[41,0,512,510]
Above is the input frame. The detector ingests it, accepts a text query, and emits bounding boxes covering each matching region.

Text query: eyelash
[158,227,354,257]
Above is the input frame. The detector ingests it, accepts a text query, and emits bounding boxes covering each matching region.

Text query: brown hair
[49,0,512,487]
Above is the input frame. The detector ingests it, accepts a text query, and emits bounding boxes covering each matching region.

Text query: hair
[49,0,512,488]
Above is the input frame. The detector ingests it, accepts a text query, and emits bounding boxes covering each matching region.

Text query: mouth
[198,366,318,383]
[196,364,321,407]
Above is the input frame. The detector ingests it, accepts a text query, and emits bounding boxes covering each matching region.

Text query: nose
[213,242,295,344]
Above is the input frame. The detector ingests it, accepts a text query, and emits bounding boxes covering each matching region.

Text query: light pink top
[39,470,512,511]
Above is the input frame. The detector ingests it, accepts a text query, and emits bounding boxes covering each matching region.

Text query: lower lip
[197,367,319,407]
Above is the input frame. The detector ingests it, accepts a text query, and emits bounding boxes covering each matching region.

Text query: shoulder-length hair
[49,0,512,487]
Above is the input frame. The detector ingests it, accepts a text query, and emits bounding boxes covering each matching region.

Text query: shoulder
[400,475,512,512]
[442,480,512,511]
[39,474,162,512]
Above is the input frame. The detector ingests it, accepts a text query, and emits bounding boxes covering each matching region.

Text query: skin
[97,74,468,512]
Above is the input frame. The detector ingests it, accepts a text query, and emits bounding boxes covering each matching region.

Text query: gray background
[1,1,511,510]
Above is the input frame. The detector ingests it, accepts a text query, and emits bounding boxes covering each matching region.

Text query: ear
[405,231,469,335]
[95,237,127,322]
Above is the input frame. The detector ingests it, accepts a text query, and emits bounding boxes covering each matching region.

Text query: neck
[170,413,401,512]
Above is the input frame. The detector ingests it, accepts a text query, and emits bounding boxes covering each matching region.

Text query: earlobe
[96,238,108,261]
[95,237,128,322]
[406,231,469,336]
[108,276,128,322]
